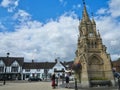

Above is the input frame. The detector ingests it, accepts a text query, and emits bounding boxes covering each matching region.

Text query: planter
[72,62,81,72]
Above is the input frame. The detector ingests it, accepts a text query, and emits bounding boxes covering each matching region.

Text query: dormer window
[0,60,4,66]
[12,60,19,67]
[0,66,4,72]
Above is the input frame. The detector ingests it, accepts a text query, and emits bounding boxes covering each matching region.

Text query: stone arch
[88,54,103,65]
[88,54,104,80]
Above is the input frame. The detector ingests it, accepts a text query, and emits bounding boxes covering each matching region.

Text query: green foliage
[90,77,108,80]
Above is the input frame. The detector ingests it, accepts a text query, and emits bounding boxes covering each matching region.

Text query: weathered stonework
[74,2,115,87]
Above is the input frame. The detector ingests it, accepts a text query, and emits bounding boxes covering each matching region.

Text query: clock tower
[74,1,115,87]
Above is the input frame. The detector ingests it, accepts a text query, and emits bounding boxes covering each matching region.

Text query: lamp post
[3,52,10,85]
[3,67,6,85]
[75,78,78,90]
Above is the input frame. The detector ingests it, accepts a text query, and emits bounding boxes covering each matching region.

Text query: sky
[0,0,120,62]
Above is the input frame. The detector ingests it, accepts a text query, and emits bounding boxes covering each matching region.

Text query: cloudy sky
[0,0,120,62]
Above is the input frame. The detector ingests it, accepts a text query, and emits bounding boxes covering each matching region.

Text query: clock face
[89,33,93,37]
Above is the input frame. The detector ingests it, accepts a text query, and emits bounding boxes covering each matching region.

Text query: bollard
[62,78,64,84]
[75,78,78,90]
[3,77,6,85]
[3,71,6,85]
[56,77,58,87]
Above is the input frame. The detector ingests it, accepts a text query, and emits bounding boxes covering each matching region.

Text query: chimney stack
[32,59,34,63]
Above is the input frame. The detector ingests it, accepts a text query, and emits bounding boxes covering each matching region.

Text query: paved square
[0,81,118,90]
[0,81,73,90]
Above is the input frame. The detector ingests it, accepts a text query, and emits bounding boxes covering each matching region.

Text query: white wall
[49,61,66,77]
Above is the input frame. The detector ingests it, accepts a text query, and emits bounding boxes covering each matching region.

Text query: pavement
[0,80,73,90]
[60,81,118,90]
[0,80,119,90]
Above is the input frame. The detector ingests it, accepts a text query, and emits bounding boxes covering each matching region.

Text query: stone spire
[82,0,90,22]
[91,12,96,25]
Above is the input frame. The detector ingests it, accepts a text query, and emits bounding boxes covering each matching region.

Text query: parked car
[114,72,120,78]
[28,77,42,81]
[69,75,74,81]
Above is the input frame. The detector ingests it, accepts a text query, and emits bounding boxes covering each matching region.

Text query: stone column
[80,63,89,87]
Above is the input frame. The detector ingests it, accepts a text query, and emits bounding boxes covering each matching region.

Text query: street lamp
[3,52,10,85]
[3,67,6,85]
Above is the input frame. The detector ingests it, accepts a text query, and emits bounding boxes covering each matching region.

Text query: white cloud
[59,0,67,7]
[0,12,79,62]
[13,9,31,22]
[0,22,6,31]
[111,54,120,60]
[109,0,120,17]
[96,8,108,14]
[0,0,19,12]
[110,40,118,46]
[72,4,81,10]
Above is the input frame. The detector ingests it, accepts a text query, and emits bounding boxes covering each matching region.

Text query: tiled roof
[62,61,74,69]
[23,62,56,69]
[59,62,66,68]
[112,60,120,66]
[0,57,24,66]
[0,56,74,70]
[65,61,74,65]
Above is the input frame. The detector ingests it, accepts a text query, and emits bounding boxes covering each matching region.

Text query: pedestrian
[118,76,120,90]
[51,73,56,89]
[62,73,65,84]
[65,73,70,88]
[55,76,58,87]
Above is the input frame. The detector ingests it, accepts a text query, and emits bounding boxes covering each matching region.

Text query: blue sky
[0,0,109,23]
[0,0,120,62]
[17,0,108,22]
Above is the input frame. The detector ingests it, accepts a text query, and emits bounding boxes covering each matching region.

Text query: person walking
[62,73,65,84]
[51,73,56,89]
[118,77,120,90]
[65,73,70,88]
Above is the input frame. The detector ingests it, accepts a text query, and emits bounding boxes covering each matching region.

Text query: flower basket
[72,62,81,73]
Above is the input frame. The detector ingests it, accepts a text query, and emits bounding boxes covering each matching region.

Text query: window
[37,69,40,72]
[95,42,97,48]
[26,74,30,78]
[54,68,57,72]
[11,66,18,72]
[25,69,30,72]
[44,69,48,73]
[0,67,4,72]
